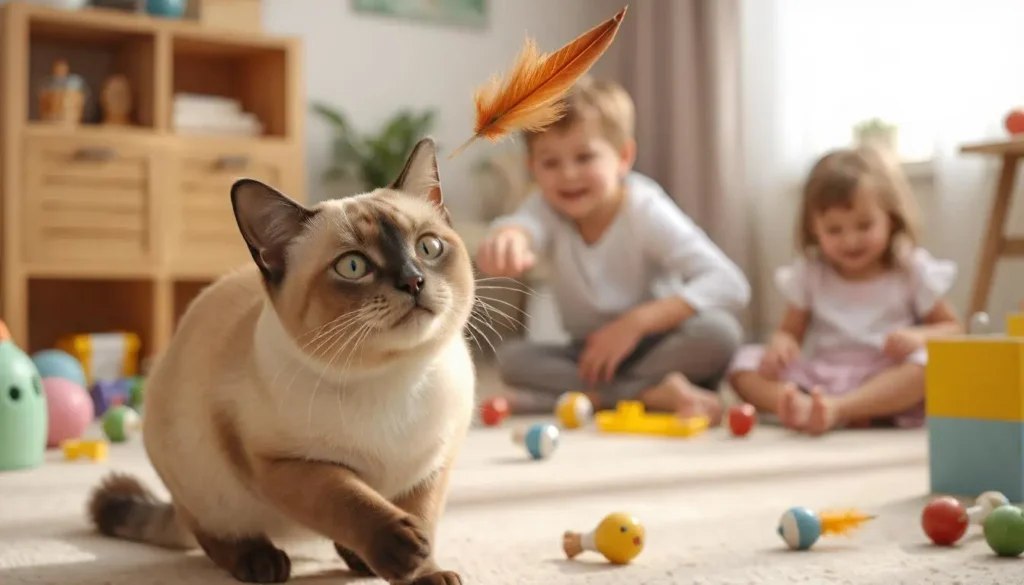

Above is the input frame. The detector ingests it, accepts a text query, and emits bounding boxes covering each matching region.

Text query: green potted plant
[854,117,898,154]
[311,101,438,193]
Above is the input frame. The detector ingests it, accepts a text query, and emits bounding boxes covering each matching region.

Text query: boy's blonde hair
[797,145,921,267]
[522,76,635,150]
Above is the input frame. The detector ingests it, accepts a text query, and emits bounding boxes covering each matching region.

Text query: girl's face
[811,187,893,278]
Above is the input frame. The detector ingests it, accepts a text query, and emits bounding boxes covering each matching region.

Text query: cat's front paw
[407,570,463,585]
[365,513,431,581]
[232,541,291,583]
[334,543,375,576]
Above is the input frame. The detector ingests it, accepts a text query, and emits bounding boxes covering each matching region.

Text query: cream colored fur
[100,138,476,575]
[141,265,475,543]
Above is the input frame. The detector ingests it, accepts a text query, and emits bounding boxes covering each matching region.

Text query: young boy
[475,77,751,425]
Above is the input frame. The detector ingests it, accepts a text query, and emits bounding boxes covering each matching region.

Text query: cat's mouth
[392,303,435,328]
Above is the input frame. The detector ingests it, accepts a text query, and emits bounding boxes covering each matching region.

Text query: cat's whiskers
[465,313,498,355]
[472,291,532,319]
[472,298,512,341]
[447,290,533,357]
[306,312,378,447]
[280,323,358,416]
[473,276,545,298]
[270,314,347,387]
[468,300,506,343]
[348,317,378,372]
[276,308,373,413]
[462,321,484,350]
[327,314,381,436]
[464,293,531,335]
[321,317,378,443]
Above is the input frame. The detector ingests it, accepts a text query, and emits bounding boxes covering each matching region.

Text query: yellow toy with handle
[563,512,645,565]
[595,400,708,438]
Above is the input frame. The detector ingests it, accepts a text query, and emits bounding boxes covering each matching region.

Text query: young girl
[728,145,962,435]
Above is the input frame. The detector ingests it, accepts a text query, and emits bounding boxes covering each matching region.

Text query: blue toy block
[90,378,131,418]
[928,416,1024,502]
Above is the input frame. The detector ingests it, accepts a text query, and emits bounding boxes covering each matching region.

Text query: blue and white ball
[777,507,821,550]
[515,423,560,460]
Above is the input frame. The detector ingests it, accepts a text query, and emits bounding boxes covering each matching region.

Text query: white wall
[262,0,613,221]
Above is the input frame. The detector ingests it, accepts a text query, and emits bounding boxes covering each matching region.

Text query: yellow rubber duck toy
[563,512,645,564]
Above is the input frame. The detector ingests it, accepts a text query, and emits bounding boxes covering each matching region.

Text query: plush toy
[0,338,47,471]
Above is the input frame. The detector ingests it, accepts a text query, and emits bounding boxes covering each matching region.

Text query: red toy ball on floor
[922,496,968,546]
[727,403,756,437]
[480,396,510,426]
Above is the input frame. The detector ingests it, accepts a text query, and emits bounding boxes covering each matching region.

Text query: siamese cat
[87,138,475,585]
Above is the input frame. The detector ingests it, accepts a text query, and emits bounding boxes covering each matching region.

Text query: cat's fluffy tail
[87,472,197,550]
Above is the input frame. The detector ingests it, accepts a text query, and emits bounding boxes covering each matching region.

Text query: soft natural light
[765,0,1024,164]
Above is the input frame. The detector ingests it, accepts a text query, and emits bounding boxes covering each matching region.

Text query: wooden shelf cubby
[0,1,307,361]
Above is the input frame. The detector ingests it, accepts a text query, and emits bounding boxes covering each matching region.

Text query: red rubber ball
[922,496,968,546]
[728,404,756,437]
[480,396,509,426]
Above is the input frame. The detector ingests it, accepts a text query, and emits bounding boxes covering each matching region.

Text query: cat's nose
[396,272,425,296]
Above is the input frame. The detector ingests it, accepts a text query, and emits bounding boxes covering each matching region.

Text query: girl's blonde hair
[797,145,921,267]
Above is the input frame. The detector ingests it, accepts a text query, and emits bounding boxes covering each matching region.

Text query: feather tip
[448,5,629,160]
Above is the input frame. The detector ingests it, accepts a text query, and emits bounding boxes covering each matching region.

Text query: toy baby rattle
[563,512,645,565]
[778,506,875,550]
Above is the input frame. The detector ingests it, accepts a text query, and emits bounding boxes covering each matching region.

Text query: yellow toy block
[927,315,1024,422]
[56,332,140,387]
[595,401,708,437]
[61,439,109,462]
[1008,313,1024,337]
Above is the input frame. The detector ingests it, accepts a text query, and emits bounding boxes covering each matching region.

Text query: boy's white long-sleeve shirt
[489,172,751,340]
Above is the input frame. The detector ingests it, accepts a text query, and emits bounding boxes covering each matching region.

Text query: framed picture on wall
[351,0,487,29]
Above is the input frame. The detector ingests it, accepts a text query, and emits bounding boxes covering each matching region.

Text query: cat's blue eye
[416,235,444,260]
[334,253,370,280]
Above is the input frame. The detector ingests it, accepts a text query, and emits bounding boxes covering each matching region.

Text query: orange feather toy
[448,5,629,159]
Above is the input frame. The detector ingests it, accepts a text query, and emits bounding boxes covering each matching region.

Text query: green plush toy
[0,340,47,471]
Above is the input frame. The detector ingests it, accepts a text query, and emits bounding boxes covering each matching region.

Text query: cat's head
[230,137,474,368]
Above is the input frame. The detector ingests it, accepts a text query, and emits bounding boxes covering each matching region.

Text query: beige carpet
[0,416,1017,584]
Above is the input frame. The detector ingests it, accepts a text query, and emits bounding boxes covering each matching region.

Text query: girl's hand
[758,332,800,380]
[883,329,926,360]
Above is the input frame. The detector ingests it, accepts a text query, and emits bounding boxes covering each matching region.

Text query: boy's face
[527,119,634,222]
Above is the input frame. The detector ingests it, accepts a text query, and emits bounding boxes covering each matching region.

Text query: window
[748,0,1024,167]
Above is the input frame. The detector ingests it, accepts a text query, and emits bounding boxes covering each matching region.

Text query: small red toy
[480,396,510,426]
[1005,108,1024,135]
[922,496,968,546]
[727,403,756,437]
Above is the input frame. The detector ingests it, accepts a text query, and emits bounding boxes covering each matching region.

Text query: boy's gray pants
[496,309,744,411]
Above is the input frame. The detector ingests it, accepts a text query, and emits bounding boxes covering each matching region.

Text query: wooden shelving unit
[0,1,305,360]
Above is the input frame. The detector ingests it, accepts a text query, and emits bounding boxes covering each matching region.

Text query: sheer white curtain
[741,0,1024,336]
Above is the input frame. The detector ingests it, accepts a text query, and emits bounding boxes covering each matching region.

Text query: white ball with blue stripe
[777,507,821,550]
[518,423,559,460]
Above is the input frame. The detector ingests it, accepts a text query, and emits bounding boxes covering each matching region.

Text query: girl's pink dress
[728,247,957,427]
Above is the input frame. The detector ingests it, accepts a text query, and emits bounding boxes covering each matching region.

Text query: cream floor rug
[0,419,1016,584]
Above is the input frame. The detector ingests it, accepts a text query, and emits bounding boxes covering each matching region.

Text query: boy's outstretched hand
[475,226,535,278]
[578,316,643,387]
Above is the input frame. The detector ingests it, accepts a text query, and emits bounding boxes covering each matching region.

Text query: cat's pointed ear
[231,178,316,286]
[390,137,450,223]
